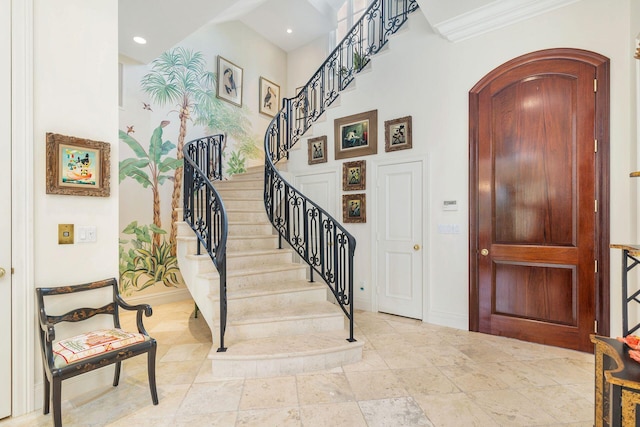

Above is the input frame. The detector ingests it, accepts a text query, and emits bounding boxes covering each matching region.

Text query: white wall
[31,0,119,405]
[287,0,635,333]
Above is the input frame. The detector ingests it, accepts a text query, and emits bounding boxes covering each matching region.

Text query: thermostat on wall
[442,200,458,211]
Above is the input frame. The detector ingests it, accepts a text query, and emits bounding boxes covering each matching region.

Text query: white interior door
[1,0,12,418]
[376,161,423,319]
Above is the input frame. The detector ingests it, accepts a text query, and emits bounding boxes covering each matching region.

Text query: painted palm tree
[197,100,262,175]
[119,120,181,246]
[141,47,215,256]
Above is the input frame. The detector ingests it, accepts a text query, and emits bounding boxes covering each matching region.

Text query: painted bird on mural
[126,125,135,134]
[142,102,152,111]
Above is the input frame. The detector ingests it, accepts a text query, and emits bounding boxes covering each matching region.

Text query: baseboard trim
[123,287,192,306]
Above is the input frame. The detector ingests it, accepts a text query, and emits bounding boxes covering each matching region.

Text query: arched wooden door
[469,49,610,352]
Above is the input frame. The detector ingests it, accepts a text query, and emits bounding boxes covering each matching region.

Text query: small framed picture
[342,160,365,191]
[343,193,366,223]
[385,116,412,152]
[259,76,280,117]
[216,56,243,107]
[46,133,111,197]
[334,110,378,160]
[308,136,327,165]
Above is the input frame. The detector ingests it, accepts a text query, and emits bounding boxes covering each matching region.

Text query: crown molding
[427,0,580,42]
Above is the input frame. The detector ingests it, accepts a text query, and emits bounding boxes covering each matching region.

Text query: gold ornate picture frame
[342,193,366,223]
[334,110,378,160]
[308,135,327,165]
[342,160,365,191]
[46,132,111,197]
[385,115,412,152]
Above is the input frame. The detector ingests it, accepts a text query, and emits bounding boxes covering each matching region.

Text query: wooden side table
[592,334,640,426]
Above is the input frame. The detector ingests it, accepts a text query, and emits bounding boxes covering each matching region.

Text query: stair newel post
[217,255,228,352]
[347,236,356,342]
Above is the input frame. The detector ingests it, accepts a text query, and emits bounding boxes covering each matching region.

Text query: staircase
[177,166,363,377]
[178,0,419,378]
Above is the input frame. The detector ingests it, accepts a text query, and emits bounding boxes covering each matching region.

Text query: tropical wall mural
[118,21,287,296]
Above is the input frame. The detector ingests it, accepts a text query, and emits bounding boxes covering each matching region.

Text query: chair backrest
[36,278,123,333]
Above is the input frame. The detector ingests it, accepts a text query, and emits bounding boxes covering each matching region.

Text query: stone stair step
[226,235,279,251]
[221,301,346,341]
[208,330,364,378]
[186,248,294,272]
[198,263,307,289]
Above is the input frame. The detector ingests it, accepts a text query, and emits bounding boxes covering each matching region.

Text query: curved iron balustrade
[264,0,420,342]
[183,135,228,352]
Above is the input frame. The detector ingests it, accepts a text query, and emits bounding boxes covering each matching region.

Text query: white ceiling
[119,0,344,64]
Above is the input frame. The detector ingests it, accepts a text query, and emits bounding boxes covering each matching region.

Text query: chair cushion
[52,328,148,368]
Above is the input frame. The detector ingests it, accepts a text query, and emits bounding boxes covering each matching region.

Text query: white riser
[208,332,363,378]
[197,265,307,291]
[227,235,279,251]
[226,210,268,222]
[216,188,263,199]
[228,222,274,236]
[221,311,345,341]
[187,249,294,272]
[223,199,264,210]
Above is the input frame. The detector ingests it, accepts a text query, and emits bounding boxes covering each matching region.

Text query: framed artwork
[308,136,327,165]
[259,76,280,117]
[342,160,365,191]
[46,132,111,197]
[334,109,378,159]
[216,56,243,107]
[385,116,412,152]
[342,193,366,223]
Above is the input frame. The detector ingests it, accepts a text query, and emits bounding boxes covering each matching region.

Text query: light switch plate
[58,224,74,244]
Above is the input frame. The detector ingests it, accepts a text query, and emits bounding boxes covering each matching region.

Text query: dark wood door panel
[470,49,610,353]
[493,262,576,325]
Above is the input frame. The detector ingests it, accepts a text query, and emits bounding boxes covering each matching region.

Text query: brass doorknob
[0,268,5,278]
[413,244,420,251]
[480,249,489,256]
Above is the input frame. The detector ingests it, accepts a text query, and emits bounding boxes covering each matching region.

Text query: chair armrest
[37,304,56,343]
[115,294,153,335]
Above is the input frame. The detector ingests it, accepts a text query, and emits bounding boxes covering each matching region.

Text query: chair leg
[52,378,62,427]
[147,345,158,405]
[113,361,122,387]
[43,370,50,415]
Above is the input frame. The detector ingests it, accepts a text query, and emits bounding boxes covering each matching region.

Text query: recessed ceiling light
[286,28,293,34]
[133,36,147,45]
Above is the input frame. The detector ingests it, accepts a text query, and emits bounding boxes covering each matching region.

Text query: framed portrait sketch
[308,136,327,165]
[334,110,378,160]
[385,116,412,152]
[46,132,111,197]
[342,160,365,191]
[342,193,366,223]
[216,56,243,107]
[259,77,280,117]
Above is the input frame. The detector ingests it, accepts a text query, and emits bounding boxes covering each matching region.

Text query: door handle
[413,244,420,251]
[0,267,5,278]
[480,248,489,256]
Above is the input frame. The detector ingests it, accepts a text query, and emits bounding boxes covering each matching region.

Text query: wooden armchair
[36,278,158,427]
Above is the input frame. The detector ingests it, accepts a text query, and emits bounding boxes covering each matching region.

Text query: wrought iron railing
[265,0,419,342]
[183,134,228,352]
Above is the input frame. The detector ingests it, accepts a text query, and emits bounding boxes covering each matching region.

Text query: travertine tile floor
[2,299,595,426]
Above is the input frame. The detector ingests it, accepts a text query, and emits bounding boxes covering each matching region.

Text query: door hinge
[595,139,598,153]
[594,78,597,92]
[595,199,598,213]
[594,319,598,332]
[595,259,598,273]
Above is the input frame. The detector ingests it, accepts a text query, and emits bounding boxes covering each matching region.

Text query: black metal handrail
[264,0,419,342]
[183,134,228,352]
